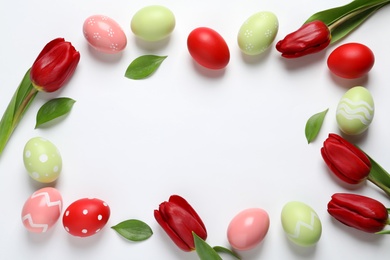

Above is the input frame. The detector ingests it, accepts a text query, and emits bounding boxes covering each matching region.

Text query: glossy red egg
[62,198,110,237]
[327,43,375,79]
[187,27,230,70]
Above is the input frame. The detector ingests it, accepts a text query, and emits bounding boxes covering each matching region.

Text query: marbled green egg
[131,5,175,42]
[237,11,278,55]
[23,137,62,183]
[336,86,374,135]
[281,201,322,247]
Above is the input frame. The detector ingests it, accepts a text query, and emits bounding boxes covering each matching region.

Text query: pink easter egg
[83,15,127,53]
[21,187,63,233]
[227,208,270,251]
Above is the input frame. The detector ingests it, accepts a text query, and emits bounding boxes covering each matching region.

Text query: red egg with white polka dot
[62,198,110,237]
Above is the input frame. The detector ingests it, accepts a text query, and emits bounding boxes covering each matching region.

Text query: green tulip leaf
[364,152,390,197]
[305,108,328,144]
[125,55,167,80]
[111,219,153,241]
[193,232,222,260]
[376,229,390,235]
[0,69,37,155]
[305,0,390,44]
[35,97,76,128]
[213,246,241,259]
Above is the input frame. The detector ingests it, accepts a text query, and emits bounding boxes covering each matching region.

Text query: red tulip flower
[154,195,207,251]
[0,37,79,156]
[321,133,371,184]
[30,38,80,92]
[328,193,389,233]
[276,20,331,58]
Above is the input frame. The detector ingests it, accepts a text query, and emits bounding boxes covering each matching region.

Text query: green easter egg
[281,201,322,246]
[237,11,279,55]
[23,137,62,183]
[131,5,175,42]
[336,86,374,135]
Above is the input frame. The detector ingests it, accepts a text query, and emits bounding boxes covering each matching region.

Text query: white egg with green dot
[237,11,279,55]
[23,137,62,183]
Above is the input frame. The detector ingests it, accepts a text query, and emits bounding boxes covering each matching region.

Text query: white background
[1,0,390,259]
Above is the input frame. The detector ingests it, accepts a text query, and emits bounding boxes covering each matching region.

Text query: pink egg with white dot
[62,198,110,237]
[83,14,127,53]
[21,187,63,233]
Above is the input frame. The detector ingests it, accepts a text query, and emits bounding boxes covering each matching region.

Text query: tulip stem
[328,1,390,32]
[0,69,37,156]
[12,87,38,129]
[368,176,390,197]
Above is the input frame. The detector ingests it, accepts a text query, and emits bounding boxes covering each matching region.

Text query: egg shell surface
[187,27,230,70]
[23,137,62,183]
[131,5,175,42]
[227,208,270,251]
[21,187,63,233]
[281,201,322,246]
[63,198,110,237]
[237,11,279,55]
[83,15,127,53]
[336,86,374,135]
[327,43,375,79]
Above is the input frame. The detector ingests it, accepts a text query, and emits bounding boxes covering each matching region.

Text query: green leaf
[111,219,153,241]
[305,108,328,144]
[213,246,241,259]
[35,97,76,128]
[305,0,390,44]
[125,55,167,79]
[328,4,387,43]
[376,229,390,235]
[365,153,390,197]
[0,68,37,155]
[193,232,222,260]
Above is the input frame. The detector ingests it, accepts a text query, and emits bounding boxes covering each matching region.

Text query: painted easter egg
[21,187,63,233]
[83,15,127,53]
[327,43,375,79]
[131,5,175,42]
[187,27,230,70]
[63,198,110,237]
[281,201,322,246]
[336,86,374,135]
[237,11,279,55]
[23,137,62,183]
[227,208,270,251]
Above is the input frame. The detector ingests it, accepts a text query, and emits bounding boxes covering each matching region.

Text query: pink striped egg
[83,15,127,53]
[21,187,63,233]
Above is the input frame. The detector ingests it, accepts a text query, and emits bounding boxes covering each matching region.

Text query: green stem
[12,87,38,129]
[0,69,37,156]
[328,0,390,31]
[368,175,390,197]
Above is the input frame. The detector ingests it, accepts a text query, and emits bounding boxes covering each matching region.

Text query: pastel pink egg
[21,187,63,233]
[83,15,127,53]
[227,208,270,251]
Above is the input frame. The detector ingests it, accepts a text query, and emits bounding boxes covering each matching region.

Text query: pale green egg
[23,137,62,183]
[281,201,322,247]
[237,11,278,55]
[336,86,374,135]
[131,5,175,42]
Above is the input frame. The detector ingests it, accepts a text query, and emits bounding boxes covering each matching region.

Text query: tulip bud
[30,38,80,92]
[328,193,389,233]
[321,133,371,184]
[154,195,207,251]
[276,20,331,58]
